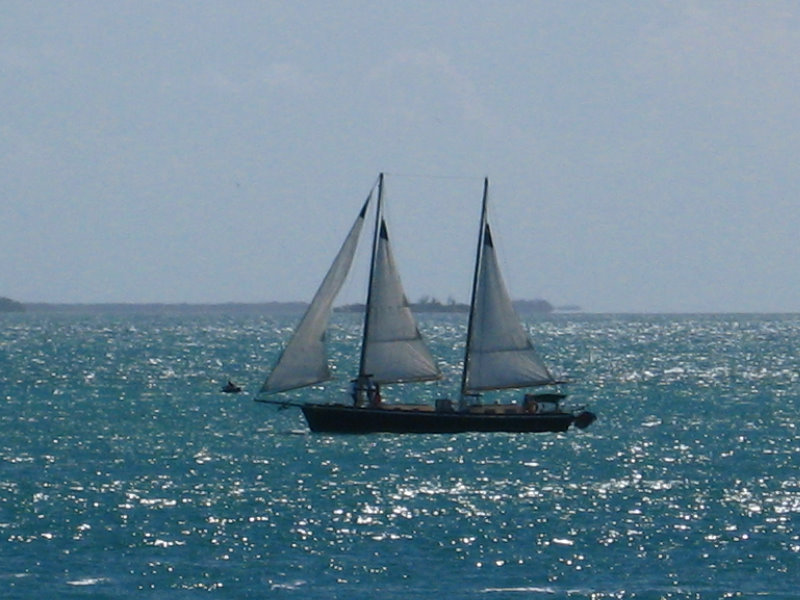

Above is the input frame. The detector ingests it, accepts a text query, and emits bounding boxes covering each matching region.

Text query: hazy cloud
[368,48,500,130]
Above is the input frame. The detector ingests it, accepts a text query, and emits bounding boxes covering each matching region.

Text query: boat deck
[367,403,552,415]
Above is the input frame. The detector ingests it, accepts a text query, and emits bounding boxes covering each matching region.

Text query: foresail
[361,220,441,384]
[260,196,370,394]
[464,223,555,392]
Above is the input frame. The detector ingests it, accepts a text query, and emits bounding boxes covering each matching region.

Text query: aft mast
[461,179,557,397]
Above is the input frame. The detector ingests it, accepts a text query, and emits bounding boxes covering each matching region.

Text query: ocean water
[1,311,799,599]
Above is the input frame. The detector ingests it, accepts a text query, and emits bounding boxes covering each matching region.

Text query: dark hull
[300,404,591,434]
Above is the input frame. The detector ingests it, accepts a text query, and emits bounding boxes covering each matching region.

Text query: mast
[460,177,489,407]
[358,172,384,379]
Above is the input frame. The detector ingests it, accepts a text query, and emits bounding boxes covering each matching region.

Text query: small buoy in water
[221,380,242,394]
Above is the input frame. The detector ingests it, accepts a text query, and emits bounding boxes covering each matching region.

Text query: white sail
[463,188,555,393]
[361,220,442,384]
[260,196,370,394]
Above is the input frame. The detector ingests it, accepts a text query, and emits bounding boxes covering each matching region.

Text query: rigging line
[254,398,305,409]
[382,172,486,182]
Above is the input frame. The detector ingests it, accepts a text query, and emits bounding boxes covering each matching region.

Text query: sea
[1,309,799,599]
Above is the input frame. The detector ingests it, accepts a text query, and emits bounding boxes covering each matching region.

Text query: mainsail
[360,219,442,384]
[462,179,555,394]
[260,194,371,394]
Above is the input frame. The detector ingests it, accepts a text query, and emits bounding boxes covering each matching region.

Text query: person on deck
[369,382,382,407]
[352,376,369,407]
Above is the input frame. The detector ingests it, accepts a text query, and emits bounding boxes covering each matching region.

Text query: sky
[2,1,799,313]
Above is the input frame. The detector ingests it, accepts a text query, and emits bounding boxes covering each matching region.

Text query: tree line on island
[0,297,25,312]
[336,296,576,314]
[3,297,579,314]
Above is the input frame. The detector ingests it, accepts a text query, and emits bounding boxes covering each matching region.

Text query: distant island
[336,296,564,314]
[336,296,468,314]
[20,301,308,315]
[13,298,579,315]
[513,299,555,314]
[0,297,25,312]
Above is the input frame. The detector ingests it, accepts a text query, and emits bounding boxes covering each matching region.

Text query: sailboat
[256,174,596,434]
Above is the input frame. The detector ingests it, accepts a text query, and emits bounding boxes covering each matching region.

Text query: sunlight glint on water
[1,312,799,598]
